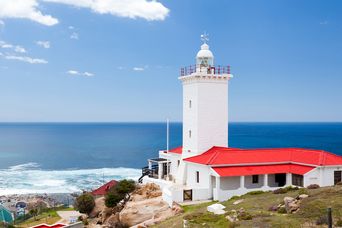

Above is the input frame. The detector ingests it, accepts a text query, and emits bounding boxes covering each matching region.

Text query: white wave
[8,162,40,171]
[0,164,141,195]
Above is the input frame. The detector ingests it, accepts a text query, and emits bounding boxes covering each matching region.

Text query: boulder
[103,213,120,227]
[89,197,105,218]
[298,194,309,199]
[207,203,226,214]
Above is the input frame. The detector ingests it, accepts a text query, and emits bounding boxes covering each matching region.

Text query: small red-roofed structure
[91,180,118,197]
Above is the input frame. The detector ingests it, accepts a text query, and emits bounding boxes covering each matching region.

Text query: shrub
[105,179,136,208]
[298,188,308,195]
[83,219,89,225]
[115,179,136,195]
[246,190,264,195]
[229,195,240,201]
[75,193,95,215]
[105,192,124,208]
[277,207,287,214]
[307,184,320,189]
[273,188,287,194]
[316,215,328,225]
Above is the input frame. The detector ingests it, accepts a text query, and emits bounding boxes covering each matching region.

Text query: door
[334,171,342,185]
[183,189,192,201]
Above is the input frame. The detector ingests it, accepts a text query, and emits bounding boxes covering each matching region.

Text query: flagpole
[166,118,170,180]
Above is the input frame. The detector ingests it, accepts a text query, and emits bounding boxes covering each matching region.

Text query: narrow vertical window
[189,130,191,138]
[252,175,259,184]
[196,171,199,183]
[189,100,192,108]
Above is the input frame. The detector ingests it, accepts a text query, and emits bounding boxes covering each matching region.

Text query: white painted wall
[180,76,229,158]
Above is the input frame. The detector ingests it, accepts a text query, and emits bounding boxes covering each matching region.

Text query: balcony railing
[180,65,231,77]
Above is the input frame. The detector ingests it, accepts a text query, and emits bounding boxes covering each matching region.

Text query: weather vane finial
[201,32,209,44]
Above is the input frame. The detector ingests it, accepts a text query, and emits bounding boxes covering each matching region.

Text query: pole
[327,207,332,228]
[166,118,170,180]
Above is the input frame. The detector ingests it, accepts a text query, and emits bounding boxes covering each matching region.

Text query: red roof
[168,146,182,154]
[32,224,66,228]
[213,164,315,177]
[91,180,118,196]
[184,146,342,166]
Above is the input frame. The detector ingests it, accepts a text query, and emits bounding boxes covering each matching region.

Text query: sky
[0,0,342,122]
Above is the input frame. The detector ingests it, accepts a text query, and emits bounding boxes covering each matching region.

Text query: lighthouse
[179,33,232,159]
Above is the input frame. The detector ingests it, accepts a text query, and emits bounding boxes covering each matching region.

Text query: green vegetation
[75,193,95,215]
[153,185,342,228]
[105,179,136,208]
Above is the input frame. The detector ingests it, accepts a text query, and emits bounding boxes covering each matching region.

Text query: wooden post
[327,207,332,228]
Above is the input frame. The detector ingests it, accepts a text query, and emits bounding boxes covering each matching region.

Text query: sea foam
[0,163,141,195]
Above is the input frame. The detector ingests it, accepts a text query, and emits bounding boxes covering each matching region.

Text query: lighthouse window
[196,171,200,183]
[189,130,192,138]
[189,100,192,108]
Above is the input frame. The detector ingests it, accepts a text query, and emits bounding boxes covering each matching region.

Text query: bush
[75,193,95,215]
[273,186,298,194]
[277,207,287,214]
[105,179,136,208]
[298,188,308,195]
[307,184,320,189]
[115,179,136,195]
[246,190,264,195]
[105,192,124,208]
[229,195,240,200]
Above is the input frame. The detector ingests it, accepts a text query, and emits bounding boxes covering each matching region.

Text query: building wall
[159,151,181,179]
[181,76,229,157]
[245,175,264,189]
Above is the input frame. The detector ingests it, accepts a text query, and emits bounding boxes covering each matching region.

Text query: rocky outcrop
[89,197,105,218]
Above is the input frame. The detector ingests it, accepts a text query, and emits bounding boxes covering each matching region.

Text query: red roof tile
[184,146,342,166]
[213,164,315,177]
[91,180,118,196]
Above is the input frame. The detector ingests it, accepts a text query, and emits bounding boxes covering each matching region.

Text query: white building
[141,34,342,205]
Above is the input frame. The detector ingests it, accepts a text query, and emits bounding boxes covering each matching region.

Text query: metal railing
[180,65,231,77]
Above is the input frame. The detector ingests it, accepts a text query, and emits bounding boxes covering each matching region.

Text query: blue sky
[0,0,341,122]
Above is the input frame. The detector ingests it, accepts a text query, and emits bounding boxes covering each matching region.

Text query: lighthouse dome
[196,43,214,67]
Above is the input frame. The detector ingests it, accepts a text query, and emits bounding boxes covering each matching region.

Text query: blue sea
[0,122,342,195]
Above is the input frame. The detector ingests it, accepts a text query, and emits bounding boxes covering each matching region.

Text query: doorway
[334,171,342,185]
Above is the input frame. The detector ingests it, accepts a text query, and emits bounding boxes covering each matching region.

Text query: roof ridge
[207,149,221,165]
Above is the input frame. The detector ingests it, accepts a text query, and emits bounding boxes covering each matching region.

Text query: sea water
[0,122,341,194]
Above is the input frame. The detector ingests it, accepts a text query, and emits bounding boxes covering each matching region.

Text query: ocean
[0,122,342,195]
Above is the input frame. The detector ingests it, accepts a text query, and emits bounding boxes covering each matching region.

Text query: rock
[233,199,244,205]
[89,197,105,218]
[103,213,120,227]
[119,196,174,226]
[226,215,238,223]
[268,205,278,211]
[286,202,299,213]
[172,202,184,214]
[207,203,226,214]
[298,194,309,199]
[283,197,295,204]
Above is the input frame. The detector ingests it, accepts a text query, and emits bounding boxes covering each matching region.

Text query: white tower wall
[181,76,228,158]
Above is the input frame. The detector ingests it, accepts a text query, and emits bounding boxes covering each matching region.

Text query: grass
[153,185,342,228]
[14,206,74,228]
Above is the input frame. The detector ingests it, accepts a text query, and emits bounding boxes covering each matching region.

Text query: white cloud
[5,55,48,64]
[44,0,169,21]
[133,67,145,71]
[0,0,169,26]
[14,46,26,53]
[83,72,94,77]
[0,20,4,26]
[67,70,94,76]
[36,40,50,48]
[68,26,74,30]
[0,0,59,26]
[0,41,26,53]
[70,32,79,40]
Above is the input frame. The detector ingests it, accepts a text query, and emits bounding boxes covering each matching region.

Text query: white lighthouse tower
[174,34,232,184]
[180,34,232,158]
